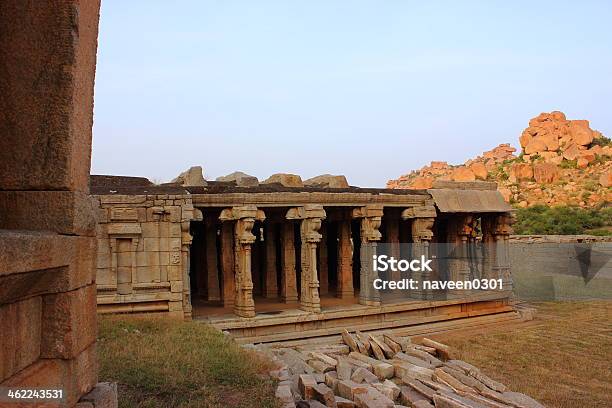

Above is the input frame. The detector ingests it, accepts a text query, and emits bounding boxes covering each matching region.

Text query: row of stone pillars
[206,204,441,318]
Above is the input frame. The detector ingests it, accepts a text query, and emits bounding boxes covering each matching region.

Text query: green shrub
[513,205,612,235]
[559,159,578,169]
[591,135,612,148]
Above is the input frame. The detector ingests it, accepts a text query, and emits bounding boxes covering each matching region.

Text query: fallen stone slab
[342,330,359,352]
[433,368,476,394]
[421,338,452,360]
[391,359,434,380]
[276,384,294,404]
[310,359,335,373]
[405,348,444,367]
[382,334,403,354]
[354,388,395,408]
[413,401,435,408]
[313,383,336,407]
[310,351,338,367]
[394,352,436,369]
[433,393,477,408]
[469,370,507,393]
[369,334,395,359]
[325,371,339,393]
[350,367,379,384]
[374,379,401,401]
[308,400,328,408]
[337,380,369,401]
[172,166,207,187]
[441,366,483,389]
[403,378,436,400]
[335,395,356,408]
[336,357,354,380]
[399,386,429,406]
[299,374,318,400]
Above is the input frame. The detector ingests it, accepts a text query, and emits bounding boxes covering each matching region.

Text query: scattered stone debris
[262,173,304,187]
[257,330,545,408]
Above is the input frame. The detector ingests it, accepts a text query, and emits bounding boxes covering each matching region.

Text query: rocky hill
[387,111,612,207]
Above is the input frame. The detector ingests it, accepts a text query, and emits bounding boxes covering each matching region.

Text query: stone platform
[200,293,518,344]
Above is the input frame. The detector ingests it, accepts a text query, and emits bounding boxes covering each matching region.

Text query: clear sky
[91,1,612,187]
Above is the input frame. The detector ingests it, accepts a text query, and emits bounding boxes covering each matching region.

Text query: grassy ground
[429,301,612,408]
[97,316,280,408]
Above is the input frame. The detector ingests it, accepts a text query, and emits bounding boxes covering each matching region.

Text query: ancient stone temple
[92,172,515,343]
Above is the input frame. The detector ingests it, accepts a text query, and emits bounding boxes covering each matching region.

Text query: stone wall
[509,235,612,301]
[94,194,196,318]
[0,1,116,406]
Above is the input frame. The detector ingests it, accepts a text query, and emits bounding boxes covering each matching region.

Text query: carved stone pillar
[484,213,514,293]
[205,216,221,302]
[181,220,193,318]
[287,205,326,313]
[353,205,383,307]
[264,222,278,298]
[280,221,298,303]
[220,222,235,307]
[219,206,265,318]
[337,218,354,299]
[385,215,401,283]
[402,206,436,299]
[318,224,329,296]
[447,215,474,296]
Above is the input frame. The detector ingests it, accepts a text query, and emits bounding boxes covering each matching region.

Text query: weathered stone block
[337,380,368,401]
[1,344,98,407]
[298,374,318,400]
[0,297,42,382]
[41,284,97,359]
[0,191,96,235]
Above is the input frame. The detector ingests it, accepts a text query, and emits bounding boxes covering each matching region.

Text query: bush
[513,205,612,235]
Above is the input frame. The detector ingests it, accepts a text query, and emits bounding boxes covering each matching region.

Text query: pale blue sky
[92,1,612,186]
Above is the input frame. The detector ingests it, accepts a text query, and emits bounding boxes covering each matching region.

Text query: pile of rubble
[256,330,544,408]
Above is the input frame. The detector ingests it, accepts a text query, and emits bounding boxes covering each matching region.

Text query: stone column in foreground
[385,214,401,283]
[402,206,436,300]
[287,205,326,313]
[280,221,299,303]
[219,206,265,318]
[353,205,383,307]
[264,222,278,298]
[336,218,354,299]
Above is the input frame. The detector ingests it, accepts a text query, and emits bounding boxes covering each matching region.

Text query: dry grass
[429,301,612,408]
[97,316,280,408]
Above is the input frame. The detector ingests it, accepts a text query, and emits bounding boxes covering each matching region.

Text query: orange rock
[525,138,547,154]
[410,176,434,189]
[469,162,488,180]
[579,151,596,164]
[498,188,512,202]
[509,163,533,182]
[533,163,560,183]
[562,144,580,161]
[568,120,594,146]
[540,133,559,151]
[577,158,589,169]
[430,161,448,169]
[599,171,612,188]
[451,167,476,182]
[551,111,566,121]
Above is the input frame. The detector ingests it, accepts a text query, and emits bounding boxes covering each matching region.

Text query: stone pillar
[205,217,221,302]
[446,215,474,296]
[220,222,235,307]
[318,224,329,295]
[402,206,436,300]
[353,205,384,307]
[280,222,298,303]
[264,222,278,298]
[219,206,265,318]
[287,205,326,313]
[336,218,354,299]
[386,215,401,282]
[181,220,193,318]
[484,213,514,293]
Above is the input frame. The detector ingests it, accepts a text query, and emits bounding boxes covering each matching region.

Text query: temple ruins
[91,172,516,342]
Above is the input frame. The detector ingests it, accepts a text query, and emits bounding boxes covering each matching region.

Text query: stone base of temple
[201,292,516,344]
